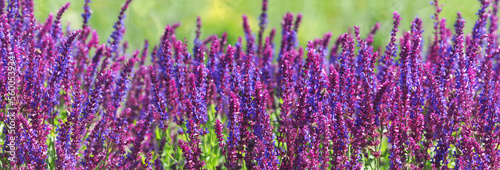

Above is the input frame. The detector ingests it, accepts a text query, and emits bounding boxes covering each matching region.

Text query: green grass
[35,0,480,53]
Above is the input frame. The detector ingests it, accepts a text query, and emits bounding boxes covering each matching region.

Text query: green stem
[377,124,384,170]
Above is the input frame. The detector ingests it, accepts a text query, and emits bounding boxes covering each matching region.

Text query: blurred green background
[34,0,481,52]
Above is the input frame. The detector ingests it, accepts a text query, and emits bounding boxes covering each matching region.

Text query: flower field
[0,0,500,169]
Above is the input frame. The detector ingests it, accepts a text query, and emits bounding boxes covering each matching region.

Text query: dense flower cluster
[0,0,499,169]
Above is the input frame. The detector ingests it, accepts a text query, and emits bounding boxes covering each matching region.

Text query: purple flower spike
[225,91,242,169]
[366,22,380,46]
[242,15,255,56]
[257,0,268,56]
[82,0,92,29]
[109,0,133,59]
[52,3,70,40]
[378,11,400,83]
